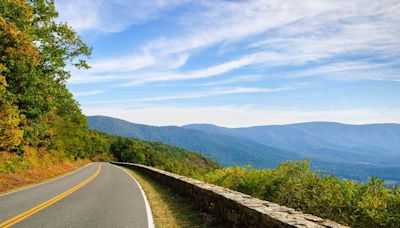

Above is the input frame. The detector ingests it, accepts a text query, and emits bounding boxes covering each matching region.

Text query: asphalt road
[0,162,152,228]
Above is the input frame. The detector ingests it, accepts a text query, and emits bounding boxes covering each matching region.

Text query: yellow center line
[0,164,102,228]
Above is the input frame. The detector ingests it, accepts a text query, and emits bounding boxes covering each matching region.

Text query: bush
[204,161,400,227]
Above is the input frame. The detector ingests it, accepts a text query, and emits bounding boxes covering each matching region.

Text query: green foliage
[0,0,91,153]
[0,0,104,173]
[203,161,400,227]
[0,152,28,173]
[0,0,93,156]
[0,84,23,151]
[109,136,219,177]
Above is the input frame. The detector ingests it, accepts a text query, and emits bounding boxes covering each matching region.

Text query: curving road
[0,162,152,228]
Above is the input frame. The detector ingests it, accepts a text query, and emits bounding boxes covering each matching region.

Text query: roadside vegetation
[0,159,88,193]
[115,153,400,227]
[202,161,400,227]
[124,167,223,228]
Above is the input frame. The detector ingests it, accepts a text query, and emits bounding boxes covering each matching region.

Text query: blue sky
[57,0,400,127]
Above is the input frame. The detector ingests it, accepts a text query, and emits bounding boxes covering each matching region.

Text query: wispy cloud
[145,1,323,56]
[67,71,133,84]
[73,90,105,97]
[66,0,400,85]
[144,0,400,68]
[120,55,257,86]
[286,61,400,81]
[199,75,262,86]
[90,52,155,73]
[56,0,189,32]
[136,86,294,102]
[84,85,298,105]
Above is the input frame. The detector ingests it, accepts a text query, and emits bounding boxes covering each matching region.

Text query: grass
[124,167,224,228]
[0,160,90,194]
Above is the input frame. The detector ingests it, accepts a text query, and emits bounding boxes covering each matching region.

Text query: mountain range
[88,116,400,184]
[184,122,400,166]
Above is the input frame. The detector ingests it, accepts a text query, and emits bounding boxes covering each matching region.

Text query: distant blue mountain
[87,116,300,168]
[183,122,400,166]
[88,116,400,183]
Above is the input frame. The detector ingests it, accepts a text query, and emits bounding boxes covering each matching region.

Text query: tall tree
[0,0,38,152]
[0,0,91,155]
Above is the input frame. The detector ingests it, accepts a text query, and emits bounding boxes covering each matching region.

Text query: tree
[0,0,37,152]
[0,0,91,156]
[0,71,23,151]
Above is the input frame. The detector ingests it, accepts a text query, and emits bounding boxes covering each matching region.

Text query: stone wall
[111,162,347,228]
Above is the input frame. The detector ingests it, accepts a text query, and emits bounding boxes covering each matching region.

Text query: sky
[57,0,400,127]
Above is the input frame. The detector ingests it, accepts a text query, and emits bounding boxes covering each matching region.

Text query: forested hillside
[109,136,219,177]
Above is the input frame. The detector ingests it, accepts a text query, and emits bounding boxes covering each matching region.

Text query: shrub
[204,161,400,227]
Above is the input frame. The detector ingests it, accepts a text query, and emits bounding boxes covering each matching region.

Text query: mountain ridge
[88,115,400,183]
[183,121,400,166]
[183,121,400,129]
[87,115,300,168]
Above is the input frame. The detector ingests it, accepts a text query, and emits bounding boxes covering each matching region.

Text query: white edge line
[112,164,155,228]
[0,162,95,198]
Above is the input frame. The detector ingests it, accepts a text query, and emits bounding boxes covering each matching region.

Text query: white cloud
[65,0,400,85]
[247,1,400,66]
[83,85,297,105]
[68,54,258,86]
[67,71,133,84]
[56,0,189,32]
[73,90,104,97]
[90,52,155,73]
[82,106,400,127]
[136,86,294,102]
[286,61,400,81]
[199,75,262,86]
[56,1,100,31]
[144,0,399,66]
[145,0,325,56]
[121,55,258,86]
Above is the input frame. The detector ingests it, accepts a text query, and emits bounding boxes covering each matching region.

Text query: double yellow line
[0,164,102,228]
